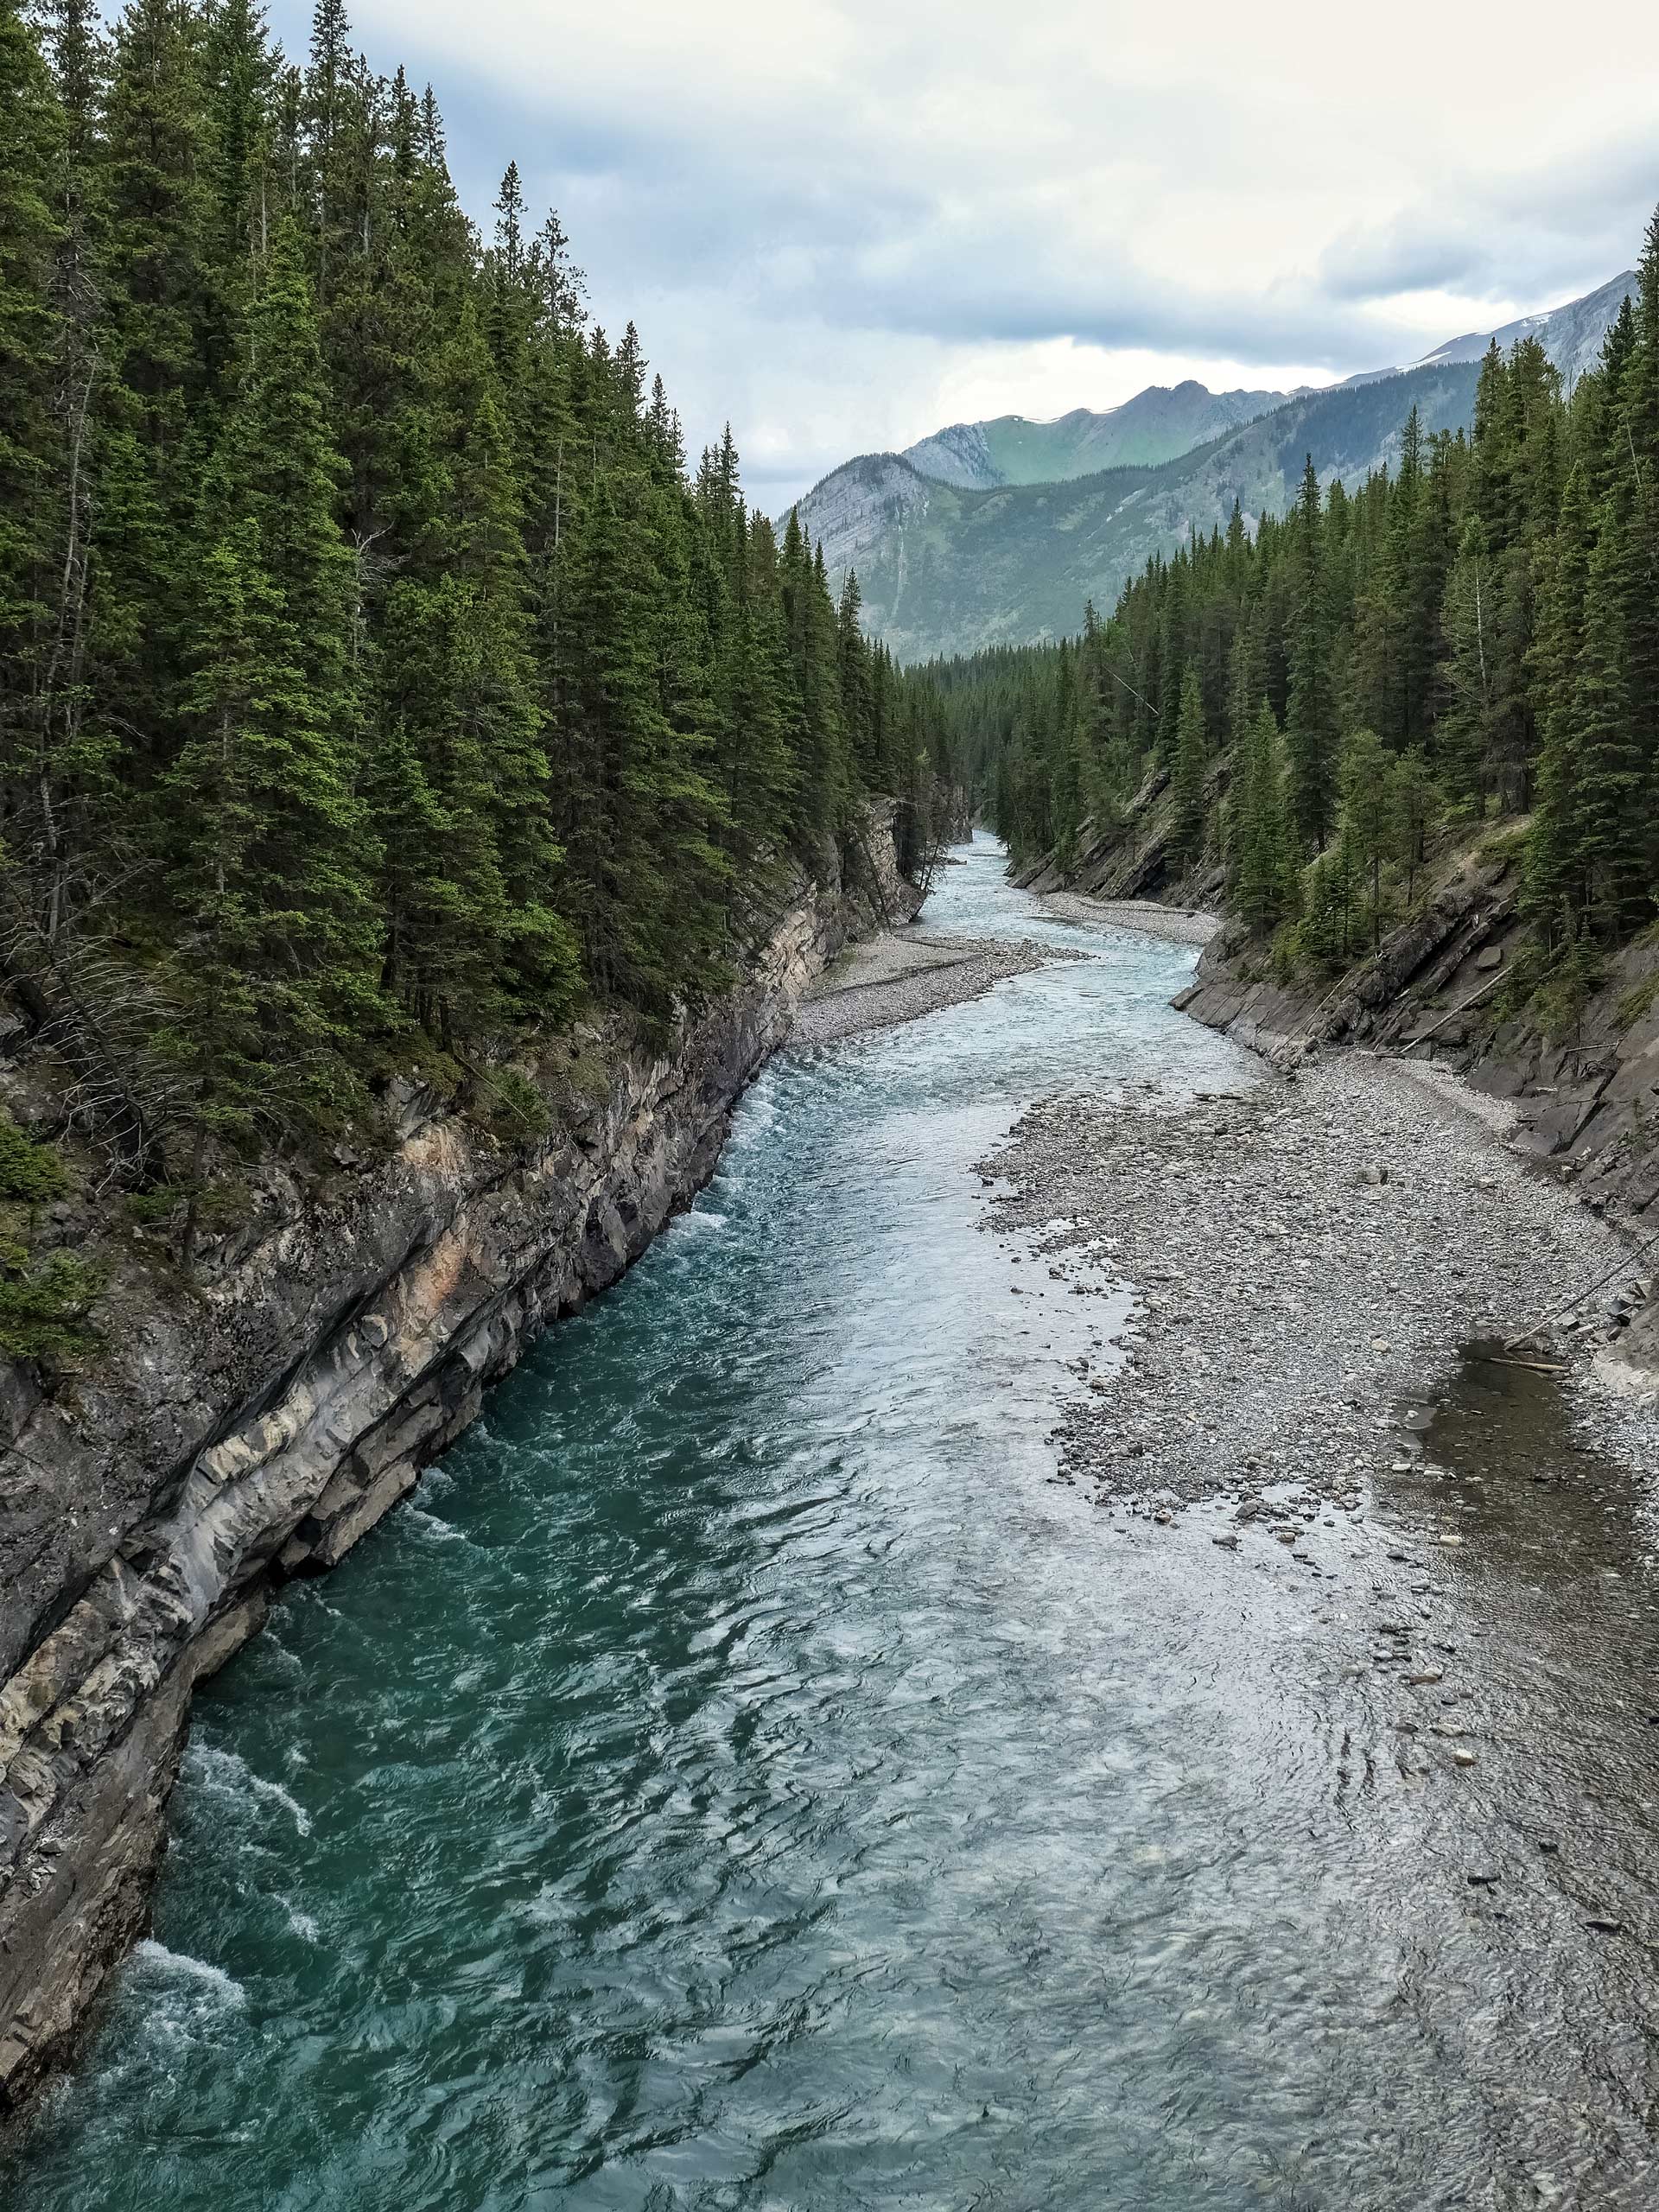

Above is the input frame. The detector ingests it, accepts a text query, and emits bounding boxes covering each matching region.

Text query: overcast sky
[270,1,1659,512]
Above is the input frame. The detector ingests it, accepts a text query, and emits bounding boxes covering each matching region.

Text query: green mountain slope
[823,359,1483,662]
[902,382,1291,488]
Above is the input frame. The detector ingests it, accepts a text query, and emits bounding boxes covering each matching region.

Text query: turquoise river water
[6,837,1659,2209]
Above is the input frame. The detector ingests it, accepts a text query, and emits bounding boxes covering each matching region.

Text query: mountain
[1341,269,1637,390]
[795,270,1637,661]
[813,358,1484,662]
[900,381,1294,489]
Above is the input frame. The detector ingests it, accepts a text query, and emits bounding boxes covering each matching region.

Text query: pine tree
[1617,209,1659,874]
[715,512,795,880]
[200,0,277,385]
[162,512,290,1124]
[1154,550,1187,754]
[0,0,68,922]
[563,455,727,1008]
[1285,455,1335,849]
[494,159,525,279]
[1234,702,1292,933]
[1525,463,1593,934]
[88,0,224,830]
[530,208,586,332]
[614,321,647,417]
[835,569,870,784]
[1337,728,1395,948]
[302,0,355,305]
[1390,746,1436,905]
[1570,489,1647,938]
[163,214,379,1068]
[1170,667,1207,863]
[1436,516,1492,806]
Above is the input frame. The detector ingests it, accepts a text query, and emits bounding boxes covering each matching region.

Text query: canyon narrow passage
[8,840,1656,2211]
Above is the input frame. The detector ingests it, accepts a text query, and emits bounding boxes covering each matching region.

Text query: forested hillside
[0,2,953,1240]
[923,203,1659,1007]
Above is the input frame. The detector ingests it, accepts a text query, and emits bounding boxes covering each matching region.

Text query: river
[5,836,1656,2209]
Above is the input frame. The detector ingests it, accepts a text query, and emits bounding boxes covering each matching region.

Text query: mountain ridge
[806,356,1484,662]
[1339,268,1637,390]
[795,270,1637,660]
[900,380,1298,489]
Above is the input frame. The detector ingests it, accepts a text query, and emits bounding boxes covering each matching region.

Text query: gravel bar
[1037,892,1221,945]
[792,931,1072,1045]
[978,1050,1659,1524]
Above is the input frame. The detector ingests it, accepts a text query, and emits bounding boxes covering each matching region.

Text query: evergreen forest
[0,0,953,1203]
[924,207,1659,999]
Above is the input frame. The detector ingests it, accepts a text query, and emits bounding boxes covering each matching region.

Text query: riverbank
[982,1046,1659,1524]
[792,929,1071,1044]
[11,833,1659,2209]
[0,807,920,2119]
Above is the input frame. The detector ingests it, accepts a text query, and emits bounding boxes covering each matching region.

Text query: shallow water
[7,840,1658,2209]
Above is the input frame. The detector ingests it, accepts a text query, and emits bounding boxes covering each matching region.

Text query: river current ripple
[6,840,1656,2209]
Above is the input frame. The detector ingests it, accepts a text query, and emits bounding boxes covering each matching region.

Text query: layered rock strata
[0,813,917,2112]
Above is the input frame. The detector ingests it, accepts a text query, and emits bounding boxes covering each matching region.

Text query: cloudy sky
[270,0,1658,511]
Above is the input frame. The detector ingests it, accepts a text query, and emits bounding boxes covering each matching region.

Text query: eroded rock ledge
[0,811,918,2114]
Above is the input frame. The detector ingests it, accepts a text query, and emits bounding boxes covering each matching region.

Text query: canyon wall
[0,808,918,2113]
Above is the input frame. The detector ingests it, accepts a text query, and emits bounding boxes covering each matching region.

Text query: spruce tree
[1525,464,1593,934]
[164,213,378,1071]
[1390,747,1435,905]
[726,512,799,861]
[1170,667,1207,863]
[1285,455,1335,849]
[1337,728,1395,948]
[1570,490,1646,938]
[1234,702,1291,932]
[0,0,68,923]
[1617,209,1659,868]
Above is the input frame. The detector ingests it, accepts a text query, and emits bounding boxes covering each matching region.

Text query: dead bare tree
[0,857,193,1191]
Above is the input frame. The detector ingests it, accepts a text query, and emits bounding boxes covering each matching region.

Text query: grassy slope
[974,387,1285,483]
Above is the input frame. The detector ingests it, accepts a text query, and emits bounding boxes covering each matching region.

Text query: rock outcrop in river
[0,807,920,2116]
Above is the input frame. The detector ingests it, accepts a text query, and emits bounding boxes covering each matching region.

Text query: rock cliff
[1176,838,1659,1229]
[0,808,919,2113]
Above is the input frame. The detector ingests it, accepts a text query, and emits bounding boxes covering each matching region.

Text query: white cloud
[275,0,1659,509]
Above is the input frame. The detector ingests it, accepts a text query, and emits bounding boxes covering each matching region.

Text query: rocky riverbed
[971,1040,1659,2201]
[13,836,1659,2209]
[978,1049,1659,1528]
[792,929,1072,1044]
[1035,891,1220,947]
